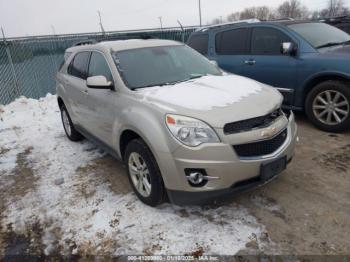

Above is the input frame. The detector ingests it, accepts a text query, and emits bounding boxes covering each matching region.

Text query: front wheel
[124,139,165,206]
[305,81,350,132]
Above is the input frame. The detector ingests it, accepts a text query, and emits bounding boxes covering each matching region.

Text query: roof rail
[197,19,260,32]
[267,17,294,22]
[73,39,98,46]
[72,34,155,47]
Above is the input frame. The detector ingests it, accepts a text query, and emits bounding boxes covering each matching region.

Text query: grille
[223,109,283,134]
[233,129,288,158]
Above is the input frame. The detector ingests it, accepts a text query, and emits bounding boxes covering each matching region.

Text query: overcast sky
[0,0,348,37]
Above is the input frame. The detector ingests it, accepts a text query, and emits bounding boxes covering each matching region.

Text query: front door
[84,51,118,145]
[241,27,298,105]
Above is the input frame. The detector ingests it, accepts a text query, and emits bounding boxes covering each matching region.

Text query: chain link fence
[0,27,197,105]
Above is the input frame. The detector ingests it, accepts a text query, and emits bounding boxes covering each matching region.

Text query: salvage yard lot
[0,95,349,257]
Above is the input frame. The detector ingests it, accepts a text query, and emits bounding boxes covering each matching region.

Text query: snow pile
[0,94,266,255]
[137,75,263,111]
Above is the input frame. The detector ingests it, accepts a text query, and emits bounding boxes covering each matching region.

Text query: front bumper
[167,157,293,205]
[156,112,298,205]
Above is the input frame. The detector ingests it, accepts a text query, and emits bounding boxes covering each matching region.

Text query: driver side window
[88,52,113,82]
[251,27,292,55]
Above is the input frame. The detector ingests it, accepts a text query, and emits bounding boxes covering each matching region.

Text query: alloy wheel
[128,152,152,197]
[312,90,349,126]
[62,110,72,136]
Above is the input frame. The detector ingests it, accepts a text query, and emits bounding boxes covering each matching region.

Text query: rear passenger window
[216,28,250,55]
[68,52,91,79]
[88,52,113,82]
[187,34,209,55]
[251,27,292,55]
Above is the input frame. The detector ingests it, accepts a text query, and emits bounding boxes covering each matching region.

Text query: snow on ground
[0,95,268,255]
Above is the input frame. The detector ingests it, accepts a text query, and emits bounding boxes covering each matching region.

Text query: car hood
[318,44,350,58]
[136,74,283,128]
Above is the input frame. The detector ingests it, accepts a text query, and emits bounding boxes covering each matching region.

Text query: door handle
[244,60,256,65]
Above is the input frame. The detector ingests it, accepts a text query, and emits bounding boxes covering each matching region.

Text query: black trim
[75,125,122,161]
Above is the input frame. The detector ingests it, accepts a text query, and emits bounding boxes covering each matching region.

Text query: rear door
[65,51,91,127]
[242,27,298,105]
[213,27,251,75]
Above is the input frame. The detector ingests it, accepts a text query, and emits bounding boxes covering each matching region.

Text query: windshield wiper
[167,74,205,85]
[317,42,343,48]
[132,74,205,90]
[340,40,350,45]
[132,83,168,90]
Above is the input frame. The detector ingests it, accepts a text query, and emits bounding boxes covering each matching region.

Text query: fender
[112,105,180,160]
[297,71,350,108]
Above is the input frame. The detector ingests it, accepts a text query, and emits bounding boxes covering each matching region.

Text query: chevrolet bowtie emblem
[261,127,277,138]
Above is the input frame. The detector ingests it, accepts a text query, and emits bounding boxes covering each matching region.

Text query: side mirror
[281,42,297,56]
[86,75,113,89]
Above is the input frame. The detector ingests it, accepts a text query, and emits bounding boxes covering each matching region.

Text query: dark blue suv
[187,20,350,132]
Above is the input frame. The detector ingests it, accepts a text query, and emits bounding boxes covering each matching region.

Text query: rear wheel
[60,105,84,141]
[305,81,350,132]
[124,139,165,206]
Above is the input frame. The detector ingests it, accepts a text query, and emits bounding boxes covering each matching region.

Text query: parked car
[321,16,350,34]
[187,20,350,132]
[56,39,297,206]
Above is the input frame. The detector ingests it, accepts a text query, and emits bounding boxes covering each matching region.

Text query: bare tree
[277,0,309,19]
[255,6,276,20]
[210,17,222,25]
[227,12,240,22]
[239,7,257,19]
[237,6,276,20]
[324,0,349,17]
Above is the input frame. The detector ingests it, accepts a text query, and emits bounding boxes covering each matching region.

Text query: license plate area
[260,156,287,181]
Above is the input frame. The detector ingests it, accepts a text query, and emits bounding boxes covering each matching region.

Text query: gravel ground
[0,96,349,259]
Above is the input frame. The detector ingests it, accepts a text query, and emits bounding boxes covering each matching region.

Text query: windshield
[288,23,350,48]
[112,45,222,89]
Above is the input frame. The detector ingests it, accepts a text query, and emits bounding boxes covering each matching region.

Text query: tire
[60,105,84,141]
[124,138,165,206]
[305,80,350,132]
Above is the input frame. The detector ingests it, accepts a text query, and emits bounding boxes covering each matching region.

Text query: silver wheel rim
[62,110,72,136]
[128,152,151,197]
[313,90,349,126]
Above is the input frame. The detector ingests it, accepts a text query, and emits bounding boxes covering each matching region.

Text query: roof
[191,19,321,34]
[66,39,182,53]
[196,19,260,32]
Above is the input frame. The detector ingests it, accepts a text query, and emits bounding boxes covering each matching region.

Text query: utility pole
[158,16,163,30]
[51,25,56,35]
[97,10,105,34]
[198,0,202,27]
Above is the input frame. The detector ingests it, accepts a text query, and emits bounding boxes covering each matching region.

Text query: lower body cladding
[157,112,298,205]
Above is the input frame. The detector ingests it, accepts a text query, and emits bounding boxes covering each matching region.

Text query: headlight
[165,114,220,147]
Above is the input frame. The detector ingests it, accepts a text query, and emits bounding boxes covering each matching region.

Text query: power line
[198,0,202,26]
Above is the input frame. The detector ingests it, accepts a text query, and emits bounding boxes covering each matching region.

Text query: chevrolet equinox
[56,39,297,206]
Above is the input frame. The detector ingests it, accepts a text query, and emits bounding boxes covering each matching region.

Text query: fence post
[1,28,20,99]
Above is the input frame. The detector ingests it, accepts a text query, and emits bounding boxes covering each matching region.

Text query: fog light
[184,168,209,187]
[188,172,204,185]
